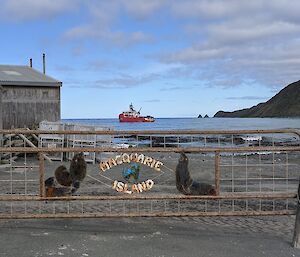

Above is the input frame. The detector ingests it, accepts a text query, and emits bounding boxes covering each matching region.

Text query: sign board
[99,153,164,194]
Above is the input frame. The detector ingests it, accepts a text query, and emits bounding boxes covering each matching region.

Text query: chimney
[29,58,32,68]
[42,53,46,74]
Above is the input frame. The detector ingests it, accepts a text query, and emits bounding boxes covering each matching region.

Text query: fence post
[38,152,46,197]
[293,180,300,248]
[215,151,220,195]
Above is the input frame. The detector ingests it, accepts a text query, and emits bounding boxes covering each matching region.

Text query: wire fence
[0,129,299,218]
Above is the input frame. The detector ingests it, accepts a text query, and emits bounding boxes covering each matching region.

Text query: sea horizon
[62,116,300,120]
[62,117,300,131]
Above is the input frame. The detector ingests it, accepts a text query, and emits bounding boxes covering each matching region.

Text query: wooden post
[18,133,52,163]
[38,153,46,197]
[215,151,221,196]
[293,180,300,248]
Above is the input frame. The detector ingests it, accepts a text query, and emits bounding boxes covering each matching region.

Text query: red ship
[119,103,155,122]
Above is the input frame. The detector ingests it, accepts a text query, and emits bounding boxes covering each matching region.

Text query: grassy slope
[214,80,300,117]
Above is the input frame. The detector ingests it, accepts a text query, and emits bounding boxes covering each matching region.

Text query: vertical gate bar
[231,134,234,194]
[259,139,262,192]
[245,153,248,192]
[215,151,221,196]
[292,180,300,248]
[38,153,46,197]
[10,157,13,195]
[24,139,27,196]
[286,152,289,192]
[9,135,12,195]
[286,152,289,210]
[231,153,234,193]
[272,151,275,192]
[259,199,262,212]
[272,134,275,192]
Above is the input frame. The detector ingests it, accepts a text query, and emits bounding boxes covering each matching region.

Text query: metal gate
[0,129,299,218]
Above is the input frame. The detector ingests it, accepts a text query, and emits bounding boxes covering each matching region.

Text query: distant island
[197,114,209,118]
[214,80,300,118]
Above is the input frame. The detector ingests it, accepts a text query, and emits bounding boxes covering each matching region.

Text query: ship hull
[119,114,155,122]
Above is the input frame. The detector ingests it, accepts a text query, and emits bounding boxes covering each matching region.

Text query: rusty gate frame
[0,128,299,219]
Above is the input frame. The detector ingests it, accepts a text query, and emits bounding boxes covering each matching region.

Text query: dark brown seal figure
[69,152,87,191]
[54,165,72,187]
[52,152,87,194]
[44,177,72,197]
[175,152,216,195]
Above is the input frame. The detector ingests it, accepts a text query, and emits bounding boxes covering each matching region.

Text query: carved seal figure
[44,176,72,197]
[69,152,87,190]
[175,152,216,195]
[54,165,72,187]
[46,152,87,196]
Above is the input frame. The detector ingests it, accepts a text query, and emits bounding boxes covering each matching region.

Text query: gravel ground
[0,216,299,257]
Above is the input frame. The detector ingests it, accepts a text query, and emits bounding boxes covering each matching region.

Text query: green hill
[214,80,300,118]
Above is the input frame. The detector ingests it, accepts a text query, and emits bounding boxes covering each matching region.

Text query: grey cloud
[122,0,167,19]
[85,61,111,71]
[94,73,161,88]
[3,0,299,91]
[62,0,161,46]
[157,2,300,88]
[209,21,300,45]
[0,0,79,21]
[159,46,227,63]
[64,25,153,46]
[160,85,196,91]
[171,0,300,22]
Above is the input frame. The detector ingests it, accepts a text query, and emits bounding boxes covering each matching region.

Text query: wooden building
[0,65,62,129]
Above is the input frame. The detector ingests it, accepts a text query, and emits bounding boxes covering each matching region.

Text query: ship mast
[129,103,134,112]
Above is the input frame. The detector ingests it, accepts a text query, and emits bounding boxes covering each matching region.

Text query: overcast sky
[1,0,299,118]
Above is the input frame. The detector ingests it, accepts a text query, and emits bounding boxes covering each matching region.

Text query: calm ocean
[62,118,300,131]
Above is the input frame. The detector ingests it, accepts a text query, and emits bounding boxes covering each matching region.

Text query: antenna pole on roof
[29,58,32,68]
[42,53,46,74]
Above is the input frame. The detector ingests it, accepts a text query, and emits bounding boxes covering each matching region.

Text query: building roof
[0,65,61,87]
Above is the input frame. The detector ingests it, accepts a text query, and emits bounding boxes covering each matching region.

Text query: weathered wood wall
[0,87,2,130]
[0,85,60,129]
